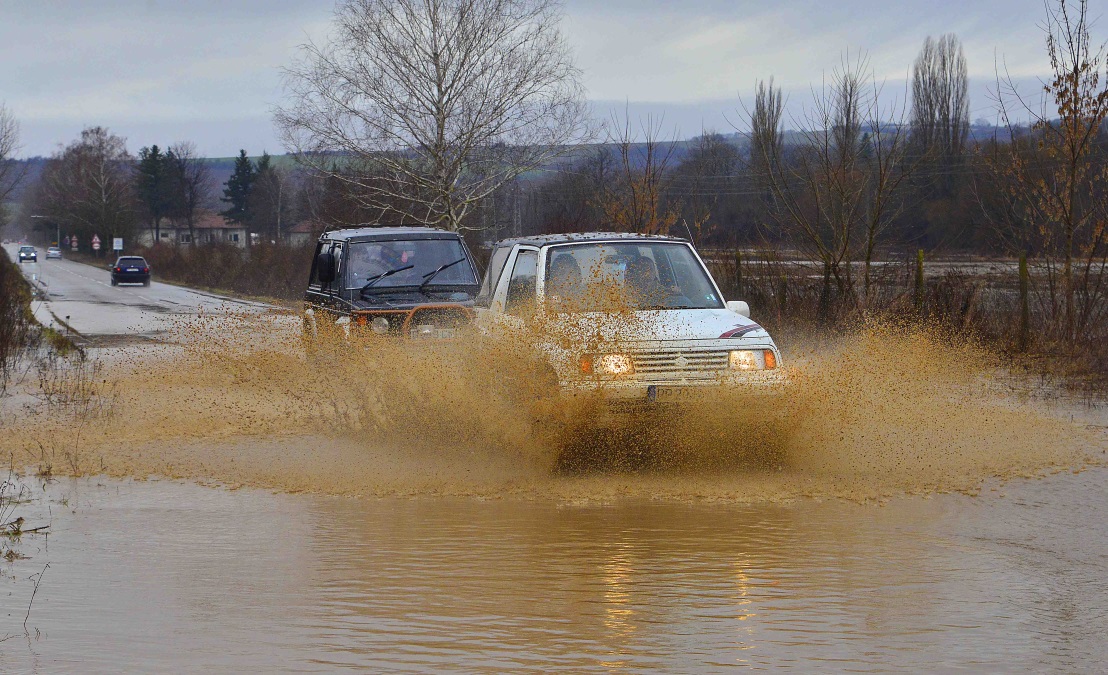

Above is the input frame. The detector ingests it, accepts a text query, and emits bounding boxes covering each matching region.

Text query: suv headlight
[580,353,635,376]
[729,350,777,370]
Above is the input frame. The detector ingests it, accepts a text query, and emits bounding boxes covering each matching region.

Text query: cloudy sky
[0,0,1059,158]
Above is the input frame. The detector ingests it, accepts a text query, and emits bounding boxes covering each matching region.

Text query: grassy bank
[0,248,37,395]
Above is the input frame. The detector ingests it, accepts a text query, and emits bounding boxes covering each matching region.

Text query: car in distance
[45,246,63,260]
[475,232,783,407]
[303,226,480,341]
[17,245,37,263]
[110,256,151,286]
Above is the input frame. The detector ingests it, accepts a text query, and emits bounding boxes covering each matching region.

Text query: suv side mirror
[726,300,750,317]
[316,252,336,284]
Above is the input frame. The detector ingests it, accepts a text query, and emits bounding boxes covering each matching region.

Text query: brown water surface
[3,468,1107,672]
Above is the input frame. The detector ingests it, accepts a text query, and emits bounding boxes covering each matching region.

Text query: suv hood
[548,308,770,343]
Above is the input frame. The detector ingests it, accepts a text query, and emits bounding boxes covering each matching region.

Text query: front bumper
[562,371,788,402]
[306,304,474,342]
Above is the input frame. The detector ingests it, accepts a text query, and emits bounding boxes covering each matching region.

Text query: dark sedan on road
[18,245,37,263]
[111,256,151,286]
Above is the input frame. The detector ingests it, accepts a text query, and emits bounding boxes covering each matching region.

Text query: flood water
[3,320,1107,671]
[3,466,1107,673]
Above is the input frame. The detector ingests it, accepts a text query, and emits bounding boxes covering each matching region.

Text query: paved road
[4,244,270,345]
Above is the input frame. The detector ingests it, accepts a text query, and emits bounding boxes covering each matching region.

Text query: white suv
[474,233,782,405]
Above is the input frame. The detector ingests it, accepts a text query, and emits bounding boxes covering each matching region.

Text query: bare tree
[745,56,914,313]
[911,34,970,175]
[667,132,740,243]
[0,103,27,206]
[595,111,681,235]
[274,0,591,232]
[991,0,1108,341]
[530,146,613,234]
[166,142,214,247]
[28,127,137,251]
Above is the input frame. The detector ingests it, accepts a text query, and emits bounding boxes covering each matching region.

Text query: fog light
[729,350,758,370]
[370,317,390,334]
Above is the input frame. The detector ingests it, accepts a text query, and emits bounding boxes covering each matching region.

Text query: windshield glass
[544,241,723,312]
[346,239,476,290]
[119,257,146,265]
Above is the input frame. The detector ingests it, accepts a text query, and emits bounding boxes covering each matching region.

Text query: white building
[136,210,248,248]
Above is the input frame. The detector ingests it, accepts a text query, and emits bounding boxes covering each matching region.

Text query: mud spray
[3,307,1101,502]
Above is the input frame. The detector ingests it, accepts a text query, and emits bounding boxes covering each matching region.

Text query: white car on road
[45,246,63,260]
[475,233,782,406]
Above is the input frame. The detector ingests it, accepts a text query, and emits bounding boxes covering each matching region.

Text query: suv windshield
[544,241,723,312]
[346,239,476,290]
[19,246,34,252]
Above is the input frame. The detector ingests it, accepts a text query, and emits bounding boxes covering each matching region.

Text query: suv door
[486,246,538,328]
[304,240,345,337]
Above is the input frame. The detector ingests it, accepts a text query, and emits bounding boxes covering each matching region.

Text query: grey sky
[0,0,1060,157]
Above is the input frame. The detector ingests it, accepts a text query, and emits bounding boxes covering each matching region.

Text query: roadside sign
[92,234,101,251]
[113,237,123,251]
[63,236,70,247]
[71,236,78,251]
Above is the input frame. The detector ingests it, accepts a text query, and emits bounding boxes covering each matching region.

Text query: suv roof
[319,225,460,244]
[494,232,688,249]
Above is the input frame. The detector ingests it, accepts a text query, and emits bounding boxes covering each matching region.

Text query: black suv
[303,226,480,341]
[111,256,151,286]
[17,245,37,263]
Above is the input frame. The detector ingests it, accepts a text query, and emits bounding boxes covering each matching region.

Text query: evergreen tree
[136,145,174,241]
[248,152,293,242]
[221,149,256,227]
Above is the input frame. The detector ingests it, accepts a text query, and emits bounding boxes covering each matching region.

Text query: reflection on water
[3,468,1108,672]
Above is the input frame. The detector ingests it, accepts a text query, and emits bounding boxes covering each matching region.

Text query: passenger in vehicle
[547,253,584,307]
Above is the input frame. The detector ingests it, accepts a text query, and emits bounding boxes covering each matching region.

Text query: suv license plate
[648,385,697,403]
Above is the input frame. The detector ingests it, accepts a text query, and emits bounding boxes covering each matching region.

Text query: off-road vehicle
[475,232,783,405]
[303,226,480,342]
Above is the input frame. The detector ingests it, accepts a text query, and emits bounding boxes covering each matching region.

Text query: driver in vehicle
[624,256,665,307]
[351,243,418,286]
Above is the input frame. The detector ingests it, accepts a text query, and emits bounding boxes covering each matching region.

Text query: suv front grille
[632,349,730,378]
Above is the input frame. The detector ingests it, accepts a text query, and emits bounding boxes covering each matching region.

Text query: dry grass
[137,242,315,300]
[707,249,1108,400]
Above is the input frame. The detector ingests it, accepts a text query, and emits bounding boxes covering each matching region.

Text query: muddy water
[0,468,1106,672]
[3,316,1108,670]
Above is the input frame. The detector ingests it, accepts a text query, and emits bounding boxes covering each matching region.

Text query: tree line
[4,0,1107,347]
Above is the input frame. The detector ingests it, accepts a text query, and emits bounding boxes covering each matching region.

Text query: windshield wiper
[360,264,414,295]
[418,258,466,291]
